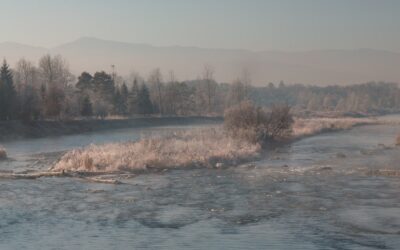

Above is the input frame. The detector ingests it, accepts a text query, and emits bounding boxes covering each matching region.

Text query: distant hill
[1,37,400,85]
[0,42,47,64]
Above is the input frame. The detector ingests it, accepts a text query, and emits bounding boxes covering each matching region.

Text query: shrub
[224,101,293,144]
[0,147,7,160]
[396,134,400,146]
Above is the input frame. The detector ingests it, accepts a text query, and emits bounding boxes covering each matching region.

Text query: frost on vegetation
[223,101,294,144]
[52,129,261,173]
[292,117,378,138]
[53,104,387,174]
[54,101,295,173]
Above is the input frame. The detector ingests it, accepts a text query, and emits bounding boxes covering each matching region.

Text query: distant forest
[0,55,399,121]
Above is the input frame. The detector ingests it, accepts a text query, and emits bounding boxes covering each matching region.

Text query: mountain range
[1,37,400,85]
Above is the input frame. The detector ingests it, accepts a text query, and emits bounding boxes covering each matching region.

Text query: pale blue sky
[1,0,399,51]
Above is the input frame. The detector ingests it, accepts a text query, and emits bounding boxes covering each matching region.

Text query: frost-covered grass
[292,117,378,138]
[52,116,386,174]
[52,129,261,173]
[0,146,7,160]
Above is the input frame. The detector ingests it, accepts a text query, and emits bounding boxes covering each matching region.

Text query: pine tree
[93,71,115,102]
[113,87,124,115]
[137,84,153,115]
[92,71,115,115]
[128,79,140,115]
[76,72,93,91]
[120,82,129,115]
[0,60,16,120]
[121,82,129,102]
[80,95,93,117]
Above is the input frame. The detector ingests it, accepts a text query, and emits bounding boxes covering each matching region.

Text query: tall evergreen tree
[128,79,140,114]
[137,84,153,115]
[121,83,129,99]
[93,71,115,101]
[113,87,127,115]
[120,82,129,115]
[0,60,16,120]
[92,71,115,115]
[80,95,93,117]
[76,72,93,91]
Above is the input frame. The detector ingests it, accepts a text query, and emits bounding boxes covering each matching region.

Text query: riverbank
[0,116,223,141]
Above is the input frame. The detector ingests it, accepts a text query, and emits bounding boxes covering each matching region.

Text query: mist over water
[0,117,400,249]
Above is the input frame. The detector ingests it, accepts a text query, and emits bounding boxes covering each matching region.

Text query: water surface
[0,119,399,249]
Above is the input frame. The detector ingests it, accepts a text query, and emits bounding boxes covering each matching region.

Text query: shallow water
[0,119,400,249]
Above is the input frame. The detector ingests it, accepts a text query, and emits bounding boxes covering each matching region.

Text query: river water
[0,119,399,249]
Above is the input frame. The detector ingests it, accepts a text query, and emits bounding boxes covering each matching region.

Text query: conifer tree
[80,95,93,117]
[0,60,16,120]
[113,87,125,115]
[128,79,140,114]
[120,82,129,115]
[137,83,153,115]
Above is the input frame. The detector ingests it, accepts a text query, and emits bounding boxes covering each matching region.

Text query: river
[0,118,399,249]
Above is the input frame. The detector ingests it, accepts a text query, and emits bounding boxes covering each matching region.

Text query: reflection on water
[0,120,400,249]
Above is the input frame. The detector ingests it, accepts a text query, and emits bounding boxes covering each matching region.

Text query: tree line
[251,81,400,114]
[0,55,252,121]
[1,54,400,121]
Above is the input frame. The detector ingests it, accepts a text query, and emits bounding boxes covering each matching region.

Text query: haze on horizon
[1,0,400,85]
[1,0,400,52]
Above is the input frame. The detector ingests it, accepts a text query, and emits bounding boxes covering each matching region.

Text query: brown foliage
[224,101,294,144]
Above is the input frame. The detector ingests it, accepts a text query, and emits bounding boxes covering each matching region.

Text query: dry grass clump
[224,101,294,144]
[367,169,400,177]
[0,146,7,160]
[292,117,377,138]
[52,129,261,173]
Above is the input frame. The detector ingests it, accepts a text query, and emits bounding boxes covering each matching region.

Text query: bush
[224,101,293,144]
[0,147,7,160]
[396,135,400,146]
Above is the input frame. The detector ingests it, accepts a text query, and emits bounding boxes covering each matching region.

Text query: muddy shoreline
[0,116,223,142]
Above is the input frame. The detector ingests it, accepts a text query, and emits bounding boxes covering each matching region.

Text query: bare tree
[163,70,177,114]
[240,68,252,99]
[228,79,246,106]
[168,70,177,83]
[13,59,41,120]
[38,54,73,88]
[14,59,39,91]
[38,55,74,118]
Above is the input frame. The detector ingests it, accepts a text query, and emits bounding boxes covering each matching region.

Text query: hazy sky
[1,0,399,52]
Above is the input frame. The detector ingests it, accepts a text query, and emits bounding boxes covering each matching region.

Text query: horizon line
[1,36,399,54]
